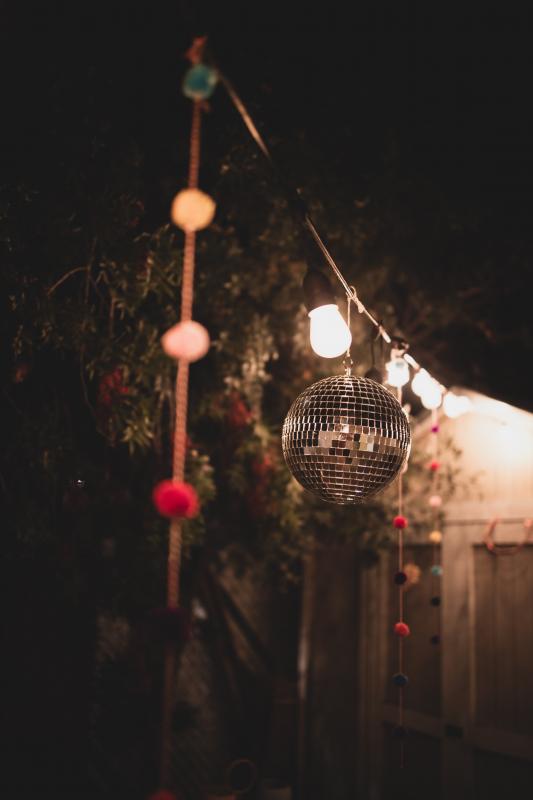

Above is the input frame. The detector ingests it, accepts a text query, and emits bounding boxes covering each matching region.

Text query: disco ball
[282,374,411,505]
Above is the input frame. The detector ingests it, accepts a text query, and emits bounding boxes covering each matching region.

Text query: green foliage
[3,122,475,595]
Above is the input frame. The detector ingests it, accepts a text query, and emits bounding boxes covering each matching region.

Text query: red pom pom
[394,621,410,637]
[98,368,129,406]
[393,515,408,529]
[152,480,199,519]
[429,460,441,472]
[227,392,253,429]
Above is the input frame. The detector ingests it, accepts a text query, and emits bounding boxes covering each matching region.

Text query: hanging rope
[160,98,203,788]
[396,385,406,768]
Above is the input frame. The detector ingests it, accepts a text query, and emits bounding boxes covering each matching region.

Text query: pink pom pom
[393,515,408,529]
[429,460,441,472]
[152,480,199,519]
[161,320,210,362]
[429,494,442,508]
[394,622,410,637]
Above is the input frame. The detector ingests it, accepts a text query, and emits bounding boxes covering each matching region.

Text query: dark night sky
[3,4,533,406]
[5,5,532,190]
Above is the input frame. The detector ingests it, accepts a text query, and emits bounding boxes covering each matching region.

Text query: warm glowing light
[411,368,433,397]
[308,304,352,358]
[386,355,410,388]
[443,391,472,418]
[421,378,443,410]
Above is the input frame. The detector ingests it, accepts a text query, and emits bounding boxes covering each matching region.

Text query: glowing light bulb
[411,368,433,397]
[421,378,443,410]
[308,304,352,358]
[443,391,472,418]
[386,355,410,388]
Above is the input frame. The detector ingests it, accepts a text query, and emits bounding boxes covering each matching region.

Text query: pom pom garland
[429,494,442,508]
[429,460,441,472]
[394,571,407,585]
[393,725,408,739]
[152,480,199,519]
[404,563,421,585]
[431,565,443,577]
[392,672,409,688]
[161,320,210,362]
[429,530,442,543]
[393,515,408,529]
[182,63,218,100]
[394,622,410,638]
[171,188,216,232]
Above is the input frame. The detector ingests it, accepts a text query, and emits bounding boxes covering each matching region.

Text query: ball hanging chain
[343,292,353,373]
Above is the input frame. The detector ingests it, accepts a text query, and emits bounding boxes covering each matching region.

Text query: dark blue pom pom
[392,672,409,688]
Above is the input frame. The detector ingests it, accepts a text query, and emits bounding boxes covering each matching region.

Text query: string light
[308,303,352,358]
[443,391,471,418]
[420,378,443,410]
[386,349,410,388]
[411,368,433,397]
[216,71,469,415]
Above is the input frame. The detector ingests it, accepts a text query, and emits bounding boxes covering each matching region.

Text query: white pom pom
[170,188,216,232]
[161,320,210,362]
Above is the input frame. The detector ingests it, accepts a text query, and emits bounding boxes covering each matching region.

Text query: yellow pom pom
[171,188,216,232]
[429,530,442,543]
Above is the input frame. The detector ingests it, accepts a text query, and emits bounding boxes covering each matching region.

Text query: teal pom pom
[431,565,443,577]
[182,64,218,100]
[392,672,409,688]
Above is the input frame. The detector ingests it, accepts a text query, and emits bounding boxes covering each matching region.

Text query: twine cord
[161,98,203,788]
[395,386,405,766]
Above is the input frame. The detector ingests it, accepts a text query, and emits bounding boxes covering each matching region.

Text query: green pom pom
[182,64,218,100]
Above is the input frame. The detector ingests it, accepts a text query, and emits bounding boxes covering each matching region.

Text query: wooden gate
[356,391,533,800]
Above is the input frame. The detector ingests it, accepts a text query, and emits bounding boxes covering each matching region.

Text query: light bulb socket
[391,336,409,355]
[303,268,335,312]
